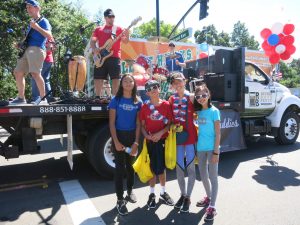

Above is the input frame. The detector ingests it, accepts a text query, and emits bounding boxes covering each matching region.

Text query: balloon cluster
[260,23,296,64]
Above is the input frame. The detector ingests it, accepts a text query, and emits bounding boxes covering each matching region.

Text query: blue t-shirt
[166,52,184,72]
[28,17,51,50]
[196,106,221,151]
[109,96,142,131]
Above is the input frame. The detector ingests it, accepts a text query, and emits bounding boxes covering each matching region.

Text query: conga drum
[68,55,86,92]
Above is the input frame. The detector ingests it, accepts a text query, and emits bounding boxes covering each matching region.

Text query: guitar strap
[111,25,117,39]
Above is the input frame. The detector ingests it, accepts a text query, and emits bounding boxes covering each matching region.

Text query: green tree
[231,21,259,50]
[131,18,182,40]
[279,60,300,88]
[194,25,218,45]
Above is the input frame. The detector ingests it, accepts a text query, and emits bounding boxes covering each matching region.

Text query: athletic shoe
[116,200,128,216]
[32,97,48,105]
[180,197,191,213]
[9,97,26,105]
[125,191,137,203]
[204,207,217,221]
[196,196,210,207]
[174,195,185,209]
[147,193,156,209]
[160,192,174,206]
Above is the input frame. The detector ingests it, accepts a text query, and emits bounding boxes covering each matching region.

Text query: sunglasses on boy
[146,85,159,92]
[195,94,209,100]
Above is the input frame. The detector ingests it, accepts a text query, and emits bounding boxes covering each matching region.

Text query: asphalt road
[0,134,300,225]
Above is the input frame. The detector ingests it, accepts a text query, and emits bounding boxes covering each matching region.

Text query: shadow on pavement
[252,165,300,191]
[100,203,206,225]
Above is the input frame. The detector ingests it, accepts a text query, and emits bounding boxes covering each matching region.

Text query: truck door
[244,63,276,116]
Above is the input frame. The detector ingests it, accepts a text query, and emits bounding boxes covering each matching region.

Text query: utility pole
[156,0,160,38]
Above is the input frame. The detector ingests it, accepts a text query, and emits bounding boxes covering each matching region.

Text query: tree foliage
[0,0,96,100]
[194,21,259,50]
[279,60,300,88]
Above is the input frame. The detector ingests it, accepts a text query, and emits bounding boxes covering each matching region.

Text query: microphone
[79,19,101,33]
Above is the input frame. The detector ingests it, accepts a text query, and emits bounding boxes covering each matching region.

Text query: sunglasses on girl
[146,85,159,92]
[195,94,209,100]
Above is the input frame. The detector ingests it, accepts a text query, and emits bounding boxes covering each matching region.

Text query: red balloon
[280,51,291,60]
[199,52,208,59]
[282,35,295,46]
[286,45,296,55]
[283,24,295,35]
[260,28,272,40]
[278,33,285,43]
[262,40,272,51]
[264,46,275,56]
[269,53,280,64]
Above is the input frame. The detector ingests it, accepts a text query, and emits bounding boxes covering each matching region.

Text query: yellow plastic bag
[133,139,153,183]
[165,125,177,170]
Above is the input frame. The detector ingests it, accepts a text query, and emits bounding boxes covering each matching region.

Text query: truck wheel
[87,124,115,178]
[275,111,299,145]
[74,134,87,153]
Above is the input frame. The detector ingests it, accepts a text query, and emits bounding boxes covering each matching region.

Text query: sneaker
[160,192,174,206]
[174,195,185,209]
[125,191,137,203]
[204,207,217,221]
[9,97,26,105]
[32,97,48,105]
[196,196,210,207]
[180,197,191,213]
[116,200,128,216]
[147,193,156,209]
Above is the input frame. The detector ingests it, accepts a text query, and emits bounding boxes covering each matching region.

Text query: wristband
[133,142,139,146]
[213,152,219,155]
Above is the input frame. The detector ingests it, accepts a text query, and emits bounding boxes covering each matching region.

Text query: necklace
[173,91,189,122]
[145,100,168,124]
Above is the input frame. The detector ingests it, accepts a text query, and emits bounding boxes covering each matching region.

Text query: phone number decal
[39,106,87,114]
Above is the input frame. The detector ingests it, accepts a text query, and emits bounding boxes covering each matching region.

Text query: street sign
[170,27,193,42]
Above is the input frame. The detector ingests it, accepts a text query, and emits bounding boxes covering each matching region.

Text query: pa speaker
[204,73,237,102]
[214,49,233,73]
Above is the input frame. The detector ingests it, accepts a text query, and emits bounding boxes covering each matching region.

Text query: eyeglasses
[146,85,159,92]
[195,94,208,100]
[107,15,115,18]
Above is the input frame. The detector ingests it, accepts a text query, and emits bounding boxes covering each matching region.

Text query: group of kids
[108,72,221,222]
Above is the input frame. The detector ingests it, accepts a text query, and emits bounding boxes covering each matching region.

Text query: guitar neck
[109,24,134,47]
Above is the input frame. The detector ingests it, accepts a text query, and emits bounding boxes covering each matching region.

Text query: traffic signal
[199,0,209,20]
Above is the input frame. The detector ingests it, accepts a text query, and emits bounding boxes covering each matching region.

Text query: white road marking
[59,180,106,225]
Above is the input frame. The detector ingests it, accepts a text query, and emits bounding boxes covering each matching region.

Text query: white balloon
[275,44,286,54]
[271,22,284,34]
[283,57,293,64]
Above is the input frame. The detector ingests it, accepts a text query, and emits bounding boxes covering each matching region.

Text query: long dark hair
[193,83,212,111]
[115,74,139,103]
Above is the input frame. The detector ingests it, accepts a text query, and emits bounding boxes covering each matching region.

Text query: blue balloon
[200,43,208,52]
[6,28,14,33]
[267,34,279,46]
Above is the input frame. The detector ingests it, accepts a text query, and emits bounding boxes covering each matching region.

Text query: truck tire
[275,111,299,145]
[74,134,87,153]
[87,124,115,178]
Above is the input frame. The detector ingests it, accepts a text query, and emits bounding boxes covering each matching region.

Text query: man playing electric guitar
[90,9,129,97]
[11,0,52,105]
[165,42,186,73]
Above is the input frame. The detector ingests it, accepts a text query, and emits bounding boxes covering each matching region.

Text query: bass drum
[68,55,87,92]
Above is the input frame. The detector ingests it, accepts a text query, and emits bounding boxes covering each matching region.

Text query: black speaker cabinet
[204,73,237,102]
[214,49,233,73]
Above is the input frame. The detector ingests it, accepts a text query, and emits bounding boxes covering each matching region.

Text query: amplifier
[204,73,237,102]
[214,49,233,73]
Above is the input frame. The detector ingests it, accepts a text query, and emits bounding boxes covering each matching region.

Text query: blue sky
[67,0,300,58]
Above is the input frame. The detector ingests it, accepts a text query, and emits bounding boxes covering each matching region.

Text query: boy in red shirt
[140,80,174,209]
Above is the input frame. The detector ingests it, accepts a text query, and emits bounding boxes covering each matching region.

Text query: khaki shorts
[15,46,46,75]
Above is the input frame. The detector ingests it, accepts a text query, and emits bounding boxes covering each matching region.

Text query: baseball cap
[168,42,175,47]
[170,72,185,83]
[104,9,115,17]
[145,80,160,90]
[25,0,40,7]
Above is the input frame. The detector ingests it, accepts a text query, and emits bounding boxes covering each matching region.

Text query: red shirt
[169,95,198,145]
[92,25,123,58]
[140,100,173,139]
[44,40,53,63]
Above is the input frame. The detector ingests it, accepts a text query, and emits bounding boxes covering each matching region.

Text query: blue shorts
[176,144,195,170]
[146,139,166,175]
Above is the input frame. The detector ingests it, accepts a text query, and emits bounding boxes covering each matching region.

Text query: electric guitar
[17,16,43,58]
[93,16,142,68]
